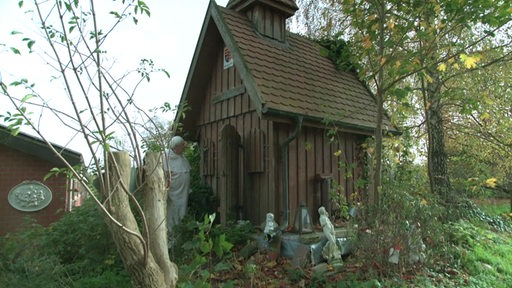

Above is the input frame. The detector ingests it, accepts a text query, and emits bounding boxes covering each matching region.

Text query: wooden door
[219,125,241,225]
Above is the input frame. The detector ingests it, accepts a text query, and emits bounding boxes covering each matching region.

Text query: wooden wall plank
[262,6,269,36]
[250,112,260,222]
[315,130,323,175]
[304,127,316,221]
[297,129,306,208]
[288,127,298,227]
[266,120,276,217]
[345,134,354,201]
[323,133,331,175]
[338,135,347,201]
[273,123,284,225]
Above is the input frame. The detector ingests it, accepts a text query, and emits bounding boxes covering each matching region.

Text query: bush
[0,198,130,287]
[350,159,446,278]
[185,143,219,220]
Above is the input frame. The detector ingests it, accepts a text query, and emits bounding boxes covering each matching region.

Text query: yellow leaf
[464,57,478,68]
[425,101,431,110]
[420,199,428,205]
[437,63,447,72]
[380,57,387,65]
[484,178,497,188]
[453,63,460,69]
[425,74,434,83]
[394,61,401,69]
[460,53,480,69]
[388,20,395,29]
[435,4,441,13]
[334,150,342,157]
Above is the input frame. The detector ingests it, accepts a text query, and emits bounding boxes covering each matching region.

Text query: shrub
[0,198,130,287]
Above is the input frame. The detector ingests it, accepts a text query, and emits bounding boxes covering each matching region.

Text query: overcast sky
[0,0,229,161]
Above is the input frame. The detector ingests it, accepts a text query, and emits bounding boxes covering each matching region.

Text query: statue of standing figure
[318,206,341,263]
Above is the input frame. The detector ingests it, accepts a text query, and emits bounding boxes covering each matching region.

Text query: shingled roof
[178,0,393,134]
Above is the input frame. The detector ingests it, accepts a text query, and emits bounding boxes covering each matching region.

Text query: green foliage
[187,183,218,221]
[351,158,444,276]
[309,270,327,287]
[443,220,512,288]
[0,218,71,288]
[478,200,511,216]
[315,35,359,73]
[176,214,234,286]
[186,143,219,219]
[446,59,512,202]
[336,279,383,288]
[0,199,130,288]
[215,220,255,247]
[0,105,31,135]
[329,180,350,221]
[287,266,306,284]
[451,199,511,232]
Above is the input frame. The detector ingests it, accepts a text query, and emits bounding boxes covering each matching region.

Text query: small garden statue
[260,212,281,259]
[264,212,279,241]
[407,222,426,264]
[318,206,342,263]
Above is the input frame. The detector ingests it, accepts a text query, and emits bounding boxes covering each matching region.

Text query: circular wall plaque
[8,181,53,212]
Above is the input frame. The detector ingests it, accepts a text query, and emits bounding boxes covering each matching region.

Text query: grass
[459,199,512,288]
[474,198,511,215]
[461,225,512,287]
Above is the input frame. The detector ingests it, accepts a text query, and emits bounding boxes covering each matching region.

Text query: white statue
[264,212,279,240]
[318,206,341,263]
[407,222,426,264]
[164,136,192,235]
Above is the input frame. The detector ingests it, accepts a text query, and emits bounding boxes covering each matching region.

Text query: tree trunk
[370,0,386,207]
[371,89,384,206]
[142,152,178,287]
[105,152,169,287]
[425,71,452,203]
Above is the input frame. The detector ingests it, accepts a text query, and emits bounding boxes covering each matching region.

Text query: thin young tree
[1,0,178,286]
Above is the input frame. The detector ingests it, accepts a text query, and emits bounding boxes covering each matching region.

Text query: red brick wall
[0,145,69,236]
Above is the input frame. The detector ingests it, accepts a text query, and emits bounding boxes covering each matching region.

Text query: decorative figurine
[318,206,341,263]
[264,212,279,241]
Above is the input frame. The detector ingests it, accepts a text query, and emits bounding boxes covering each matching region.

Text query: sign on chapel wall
[223,47,233,69]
